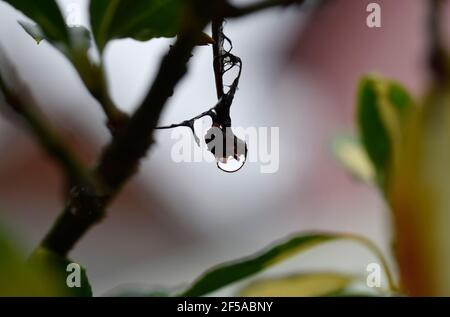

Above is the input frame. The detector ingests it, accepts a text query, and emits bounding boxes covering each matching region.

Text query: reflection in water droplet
[214,127,248,173]
[193,117,213,146]
[203,125,248,173]
[217,151,247,173]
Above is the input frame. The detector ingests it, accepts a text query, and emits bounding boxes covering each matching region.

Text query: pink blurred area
[284,0,448,217]
[276,0,429,226]
[293,0,426,120]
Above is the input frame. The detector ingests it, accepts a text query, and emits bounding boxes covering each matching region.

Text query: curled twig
[156,21,247,172]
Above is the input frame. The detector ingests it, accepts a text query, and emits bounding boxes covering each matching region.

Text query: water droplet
[205,125,247,173]
[217,151,247,173]
[193,116,213,146]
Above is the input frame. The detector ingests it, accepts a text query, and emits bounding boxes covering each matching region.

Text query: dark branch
[40,4,213,256]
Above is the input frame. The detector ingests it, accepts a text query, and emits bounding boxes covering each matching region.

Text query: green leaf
[357,77,391,181]
[18,21,45,44]
[357,76,415,185]
[28,247,93,297]
[16,20,95,93]
[387,82,414,115]
[179,235,333,297]
[89,0,187,52]
[239,272,354,297]
[0,226,40,296]
[18,21,92,60]
[3,0,94,86]
[105,285,179,297]
[0,220,93,297]
[327,290,378,297]
[332,135,376,183]
[2,0,69,44]
[0,225,69,296]
[179,232,394,297]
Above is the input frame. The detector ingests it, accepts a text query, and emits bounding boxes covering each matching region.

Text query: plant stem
[40,5,213,256]
[212,19,225,99]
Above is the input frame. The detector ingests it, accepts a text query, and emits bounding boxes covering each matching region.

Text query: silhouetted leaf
[18,21,45,44]
[28,248,93,297]
[18,21,92,61]
[2,0,69,44]
[3,0,94,86]
[90,0,187,52]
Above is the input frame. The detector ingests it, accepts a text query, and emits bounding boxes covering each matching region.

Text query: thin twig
[212,19,225,99]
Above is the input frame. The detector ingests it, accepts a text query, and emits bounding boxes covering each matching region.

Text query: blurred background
[0,0,442,295]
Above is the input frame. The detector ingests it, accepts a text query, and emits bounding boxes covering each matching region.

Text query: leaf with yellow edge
[2,0,69,44]
[0,227,45,296]
[18,21,45,44]
[28,247,93,297]
[239,272,354,297]
[0,221,92,296]
[388,86,450,296]
[0,225,65,296]
[179,232,395,297]
[332,135,376,183]
[357,75,415,187]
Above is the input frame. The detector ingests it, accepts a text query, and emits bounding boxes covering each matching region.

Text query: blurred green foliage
[0,223,92,296]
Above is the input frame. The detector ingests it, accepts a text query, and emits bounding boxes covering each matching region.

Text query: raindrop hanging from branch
[156,19,247,173]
